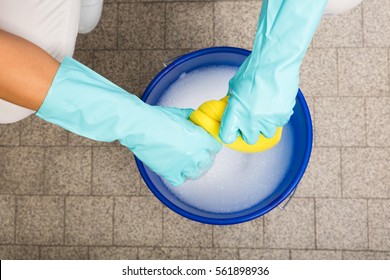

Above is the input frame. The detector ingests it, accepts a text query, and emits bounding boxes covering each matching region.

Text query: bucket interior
[137,47,312,225]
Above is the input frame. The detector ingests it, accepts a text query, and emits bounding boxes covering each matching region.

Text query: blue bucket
[136,47,313,225]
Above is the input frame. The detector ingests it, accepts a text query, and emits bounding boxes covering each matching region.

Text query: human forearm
[0,29,59,111]
[220,0,327,143]
[230,0,328,97]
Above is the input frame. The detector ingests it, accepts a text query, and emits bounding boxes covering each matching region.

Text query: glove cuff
[36,56,145,143]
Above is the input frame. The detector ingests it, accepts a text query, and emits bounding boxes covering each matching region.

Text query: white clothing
[324,0,363,15]
[79,0,104,34]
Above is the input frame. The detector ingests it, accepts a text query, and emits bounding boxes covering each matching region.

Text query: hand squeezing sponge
[190,96,282,153]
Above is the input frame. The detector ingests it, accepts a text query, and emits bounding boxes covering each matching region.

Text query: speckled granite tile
[342,148,389,198]
[0,147,44,194]
[214,1,261,49]
[304,96,315,120]
[68,133,119,146]
[166,2,213,49]
[363,0,390,47]
[343,250,390,260]
[72,50,94,69]
[188,248,217,260]
[264,198,315,249]
[213,218,263,248]
[44,147,92,195]
[20,116,67,146]
[368,199,390,250]
[239,249,289,260]
[16,196,64,245]
[89,247,138,260]
[93,50,140,95]
[139,247,187,260]
[369,199,390,229]
[118,3,164,49]
[139,49,191,93]
[313,4,363,47]
[338,48,388,96]
[291,249,342,260]
[218,248,239,260]
[300,48,338,97]
[315,98,365,146]
[0,245,39,260]
[75,3,117,50]
[0,195,15,244]
[92,147,139,195]
[139,179,154,196]
[65,197,113,246]
[369,227,390,251]
[295,147,341,198]
[303,96,315,134]
[0,123,20,146]
[162,208,212,247]
[366,98,390,147]
[40,246,89,260]
[0,246,18,259]
[316,198,368,250]
[114,196,162,246]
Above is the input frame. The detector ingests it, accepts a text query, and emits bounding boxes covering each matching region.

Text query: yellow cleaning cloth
[189,96,282,153]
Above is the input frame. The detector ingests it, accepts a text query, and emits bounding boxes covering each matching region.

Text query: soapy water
[157,66,294,213]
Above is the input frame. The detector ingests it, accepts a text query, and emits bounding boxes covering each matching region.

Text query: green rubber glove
[220,0,327,144]
[36,57,222,186]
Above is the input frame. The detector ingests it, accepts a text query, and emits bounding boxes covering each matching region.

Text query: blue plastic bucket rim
[136,46,313,225]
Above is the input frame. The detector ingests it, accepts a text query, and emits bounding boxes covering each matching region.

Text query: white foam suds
[158,66,294,213]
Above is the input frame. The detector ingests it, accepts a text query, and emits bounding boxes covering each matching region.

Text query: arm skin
[0,29,59,111]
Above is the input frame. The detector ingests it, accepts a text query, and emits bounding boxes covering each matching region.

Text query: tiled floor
[0,0,389,260]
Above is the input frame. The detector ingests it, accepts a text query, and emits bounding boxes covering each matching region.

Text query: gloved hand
[220,0,328,144]
[36,57,222,186]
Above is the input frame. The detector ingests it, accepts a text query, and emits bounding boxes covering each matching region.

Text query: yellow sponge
[189,96,282,153]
